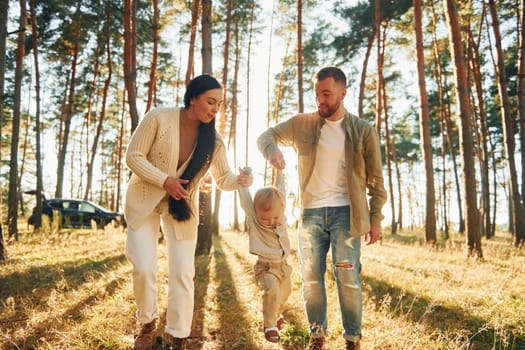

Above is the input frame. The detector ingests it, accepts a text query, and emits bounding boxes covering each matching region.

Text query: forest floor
[1,222,524,350]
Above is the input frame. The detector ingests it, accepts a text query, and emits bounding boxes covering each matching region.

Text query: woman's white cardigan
[124,107,239,239]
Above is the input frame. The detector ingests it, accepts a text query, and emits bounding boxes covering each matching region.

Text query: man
[257,67,387,350]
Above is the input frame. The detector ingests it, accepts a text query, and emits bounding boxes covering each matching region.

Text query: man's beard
[318,101,340,118]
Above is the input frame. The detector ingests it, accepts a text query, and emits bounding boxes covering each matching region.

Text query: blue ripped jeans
[298,206,362,342]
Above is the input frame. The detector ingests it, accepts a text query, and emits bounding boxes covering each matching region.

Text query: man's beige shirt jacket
[257,110,387,237]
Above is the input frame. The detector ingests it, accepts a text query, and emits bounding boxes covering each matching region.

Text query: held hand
[364,224,382,246]
[269,149,286,170]
[237,167,253,187]
[163,177,190,200]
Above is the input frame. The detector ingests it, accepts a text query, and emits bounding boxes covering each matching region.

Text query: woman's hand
[163,177,190,200]
[237,167,253,187]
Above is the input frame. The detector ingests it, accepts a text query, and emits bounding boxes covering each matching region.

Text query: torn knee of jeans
[335,261,354,269]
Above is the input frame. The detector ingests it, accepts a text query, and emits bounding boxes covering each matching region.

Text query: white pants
[126,209,197,338]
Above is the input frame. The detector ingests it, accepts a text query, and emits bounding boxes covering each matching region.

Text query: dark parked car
[28,197,126,229]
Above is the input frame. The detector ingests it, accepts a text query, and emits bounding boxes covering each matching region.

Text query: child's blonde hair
[253,186,285,213]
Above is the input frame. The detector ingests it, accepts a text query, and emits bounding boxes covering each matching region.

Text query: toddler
[238,167,292,343]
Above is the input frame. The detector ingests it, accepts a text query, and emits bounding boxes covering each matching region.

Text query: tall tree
[518,0,525,245]
[185,0,200,85]
[488,0,524,246]
[332,1,376,118]
[375,0,397,233]
[55,0,81,198]
[146,0,159,112]
[443,0,482,258]
[467,15,491,238]
[84,1,113,200]
[414,0,436,243]
[218,0,232,136]
[229,20,240,231]
[124,0,139,132]
[297,0,304,112]
[374,0,383,132]
[196,0,214,255]
[430,0,464,234]
[29,0,43,229]
[7,0,26,240]
[212,0,233,238]
[245,0,255,166]
[201,0,212,73]
[262,0,276,188]
[0,0,8,260]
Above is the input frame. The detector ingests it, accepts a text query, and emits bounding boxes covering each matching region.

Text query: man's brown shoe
[308,336,325,350]
[345,340,360,350]
[170,336,188,350]
[134,320,156,350]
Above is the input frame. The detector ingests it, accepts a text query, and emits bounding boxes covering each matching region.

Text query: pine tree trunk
[431,0,463,234]
[186,0,200,85]
[297,0,304,113]
[8,0,26,239]
[123,0,139,132]
[115,92,126,212]
[414,0,436,243]
[56,1,82,198]
[0,0,8,259]
[489,0,524,245]
[229,22,240,231]
[219,0,232,135]
[518,0,525,245]
[382,76,396,234]
[146,0,159,112]
[358,28,375,119]
[374,0,383,132]
[376,19,394,233]
[431,0,449,238]
[196,0,214,255]
[443,0,482,259]
[245,0,254,168]
[197,177,213,255]
[85,4,113,201]
[468,24,492,238]
[201,0,212,73]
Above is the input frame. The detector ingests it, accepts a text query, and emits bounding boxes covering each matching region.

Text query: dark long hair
[169,74,222,221]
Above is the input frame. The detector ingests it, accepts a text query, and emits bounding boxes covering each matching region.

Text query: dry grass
[0,224,524,349]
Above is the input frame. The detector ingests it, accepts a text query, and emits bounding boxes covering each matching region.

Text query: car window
[49,201,63,209]
[63,201,78,210]
[79,202,96,213]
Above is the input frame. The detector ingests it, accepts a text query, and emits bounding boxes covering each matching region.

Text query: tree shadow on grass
[363,275,525,349]
[204,236,259,349]
[1,254,128,299]
[5,275,126,349]
[185,250,212,349]
[220,234,309,349]
[1,254,128,348]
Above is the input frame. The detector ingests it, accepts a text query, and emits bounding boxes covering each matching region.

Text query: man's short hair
[313,67,347,87]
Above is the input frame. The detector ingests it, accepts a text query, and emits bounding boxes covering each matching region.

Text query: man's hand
[364,224,382,245]
[269,149,286,170]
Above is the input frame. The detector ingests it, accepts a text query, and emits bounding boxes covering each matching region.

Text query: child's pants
[254,258,292,328]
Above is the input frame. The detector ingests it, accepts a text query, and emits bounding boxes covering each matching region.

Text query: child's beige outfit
[238,172,292,330]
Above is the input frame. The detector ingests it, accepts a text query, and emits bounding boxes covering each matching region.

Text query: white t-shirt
[303,118,349,209]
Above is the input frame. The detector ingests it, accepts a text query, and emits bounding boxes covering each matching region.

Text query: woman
[125,74,253,350]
